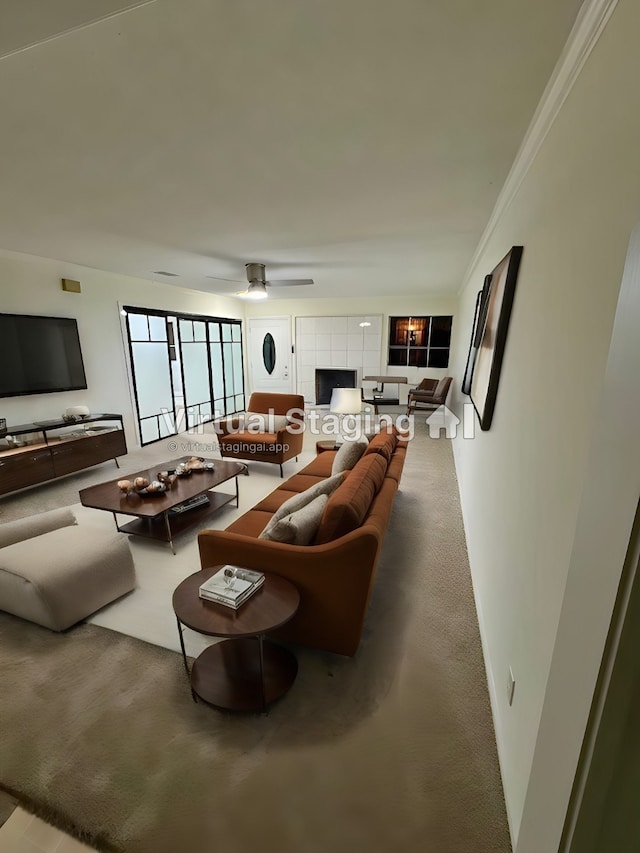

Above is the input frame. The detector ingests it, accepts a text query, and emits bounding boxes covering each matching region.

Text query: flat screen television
[0,313,87,398]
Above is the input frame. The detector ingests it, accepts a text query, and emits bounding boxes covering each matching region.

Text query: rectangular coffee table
[79,457,246,554]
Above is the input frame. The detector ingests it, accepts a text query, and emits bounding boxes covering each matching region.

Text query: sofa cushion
[301,452,336,478]
[331,437,368,475]
[0,507,77,549]
[253,489,301,514]
[226,510,275,538]
[260,494,329,545]
[282,474,327,493]
[243,411,290,432]
[258,473,345,539]
[316,453,388,544]
[220,431,280,447]
[363,430,397,463]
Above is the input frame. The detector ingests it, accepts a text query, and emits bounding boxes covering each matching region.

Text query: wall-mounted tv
[0,313,87,398]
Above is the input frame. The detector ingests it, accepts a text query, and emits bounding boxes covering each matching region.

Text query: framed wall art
[461,274,492,396]
[468,245,523,430]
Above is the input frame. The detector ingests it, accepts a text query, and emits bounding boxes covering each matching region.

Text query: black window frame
[387,315,453,368]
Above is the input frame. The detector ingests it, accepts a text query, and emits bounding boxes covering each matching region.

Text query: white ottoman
[0,507,136,631]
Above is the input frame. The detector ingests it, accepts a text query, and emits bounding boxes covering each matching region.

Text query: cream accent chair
[0,507,136,631]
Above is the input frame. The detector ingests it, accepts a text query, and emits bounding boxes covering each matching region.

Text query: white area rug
[84,454,313,657]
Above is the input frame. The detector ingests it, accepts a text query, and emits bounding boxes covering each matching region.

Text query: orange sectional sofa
[198,429,407,656]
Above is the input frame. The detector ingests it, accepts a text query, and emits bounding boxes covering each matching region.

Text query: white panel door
[247,317,293,393]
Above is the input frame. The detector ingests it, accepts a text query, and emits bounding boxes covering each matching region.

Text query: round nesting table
[172,567,300,713]
[315,440,341,453]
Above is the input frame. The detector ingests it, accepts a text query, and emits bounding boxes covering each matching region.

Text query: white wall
[0,249,242,447]
[450,0,640,849]
[295,314,383,403]
[245,294,458,400]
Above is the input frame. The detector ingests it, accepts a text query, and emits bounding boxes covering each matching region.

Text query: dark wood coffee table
[172,567,300,713]
[79,457,246,554]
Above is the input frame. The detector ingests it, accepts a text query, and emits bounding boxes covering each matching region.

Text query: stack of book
[198,566,265,610]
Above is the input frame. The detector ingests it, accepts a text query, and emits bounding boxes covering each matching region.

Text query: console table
[0,414,127,496]
[362,376,408,413]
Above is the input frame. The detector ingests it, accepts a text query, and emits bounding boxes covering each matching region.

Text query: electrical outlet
[507,668,516,706]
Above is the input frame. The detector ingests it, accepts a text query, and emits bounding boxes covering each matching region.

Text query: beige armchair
[406,377,453,415]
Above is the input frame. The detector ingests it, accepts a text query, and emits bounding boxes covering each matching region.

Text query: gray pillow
[259,472,345,539]
[260,494,329,545]
[331,437,368,474]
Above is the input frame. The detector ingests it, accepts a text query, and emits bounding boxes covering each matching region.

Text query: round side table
[172,567,300,713]
[315,440,341,453]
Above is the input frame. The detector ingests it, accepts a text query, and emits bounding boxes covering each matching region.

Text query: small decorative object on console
[65,405,90,419]
[4,434,27,448]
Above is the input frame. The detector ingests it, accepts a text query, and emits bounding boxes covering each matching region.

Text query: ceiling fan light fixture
[237,281,268,300]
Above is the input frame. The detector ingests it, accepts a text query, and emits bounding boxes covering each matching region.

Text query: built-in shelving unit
[0,414,127,496]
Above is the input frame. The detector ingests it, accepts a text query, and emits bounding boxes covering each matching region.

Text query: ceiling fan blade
[267,279,315,287]
[206,275,244,283]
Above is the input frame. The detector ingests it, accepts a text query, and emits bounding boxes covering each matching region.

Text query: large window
[125,307,244,445]
[388,315,453,368]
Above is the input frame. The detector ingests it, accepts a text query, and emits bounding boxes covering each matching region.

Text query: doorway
[562,501,640,853]
[247,317,293,394]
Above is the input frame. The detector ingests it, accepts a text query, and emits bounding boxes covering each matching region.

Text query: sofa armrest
[198,525,381,655]
[0,507,77,549]
[276,425,304,455]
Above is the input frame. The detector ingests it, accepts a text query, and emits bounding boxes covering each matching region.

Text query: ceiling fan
[208,262,314,299]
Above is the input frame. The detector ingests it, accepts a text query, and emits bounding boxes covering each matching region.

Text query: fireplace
[315,369,358,405]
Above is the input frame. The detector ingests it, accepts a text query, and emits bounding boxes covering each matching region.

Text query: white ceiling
[0,0,583,299]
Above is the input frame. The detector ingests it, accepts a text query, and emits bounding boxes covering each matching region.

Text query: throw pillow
[331,437,368,475]
[260,494,329,545]
[259,472,345,539]
[243,411,289,433]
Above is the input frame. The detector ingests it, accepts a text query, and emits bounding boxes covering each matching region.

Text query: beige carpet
[0,422,511,853]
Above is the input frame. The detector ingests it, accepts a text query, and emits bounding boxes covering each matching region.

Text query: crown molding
[0,1,158,62]
[461,0,619,292]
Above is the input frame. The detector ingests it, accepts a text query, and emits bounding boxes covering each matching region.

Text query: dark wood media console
[0,413,127,496]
